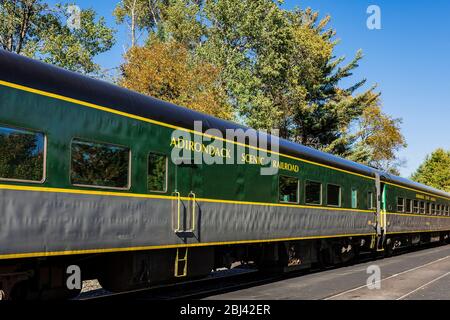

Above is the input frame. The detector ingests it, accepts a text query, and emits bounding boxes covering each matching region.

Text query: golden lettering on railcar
[169,137,300,173]
[416,194,436,202]
[241,153,265,165]
[271,160,300,173]
[170,137,231,159]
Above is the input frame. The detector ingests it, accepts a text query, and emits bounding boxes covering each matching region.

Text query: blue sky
[52,0,450,177]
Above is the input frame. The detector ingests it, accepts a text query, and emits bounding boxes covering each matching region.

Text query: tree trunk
[131,0,137,47]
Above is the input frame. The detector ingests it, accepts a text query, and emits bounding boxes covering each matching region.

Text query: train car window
[368,192,375,209]
[351,189,358,209]
[305,181,322,205]
[431,203,436,215]
[413,200,419,214]
[446,206,450,216]
[436,204,441,215]
[419,201,426,214]
[71,139,130,189]
[148,153,167,192]
[397,198,405,212]
[279,176,299,204]
[0,125,45,183]
[426,202,431,215]
[327,184,341,207]
[406,199,412,213]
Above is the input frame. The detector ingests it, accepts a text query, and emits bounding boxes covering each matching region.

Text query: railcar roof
[1,50,449,199]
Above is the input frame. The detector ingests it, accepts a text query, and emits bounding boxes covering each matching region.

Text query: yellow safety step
[174,247,189,278]
[376,234,385,252]
[370,235,376,249]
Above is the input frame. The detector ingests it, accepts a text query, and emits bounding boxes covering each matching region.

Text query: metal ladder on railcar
[172,191,197,277]
[174,247,189,277]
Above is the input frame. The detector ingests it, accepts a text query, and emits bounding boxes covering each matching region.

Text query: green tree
[201,2,404,164]
[113,0,159,48]
[411,149,450,192]
[281,9,374,149]
[114,0,406,172]
[200,0,292,131]
[159,0,204,48]
[114,0,203,48]
[0,1,115,75]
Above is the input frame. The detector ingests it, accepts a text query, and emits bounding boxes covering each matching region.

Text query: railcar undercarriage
[1,231,449,300]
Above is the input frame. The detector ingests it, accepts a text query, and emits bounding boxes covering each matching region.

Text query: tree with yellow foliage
[119,39,233,120]
[348,95,407,174]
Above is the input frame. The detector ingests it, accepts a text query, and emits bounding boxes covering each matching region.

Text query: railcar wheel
[317,247,333,268]
[9,280,31,300]
[384,238,395,257]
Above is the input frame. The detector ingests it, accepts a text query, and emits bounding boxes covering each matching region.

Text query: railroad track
[77,242,446,301]
[77,259,375,301]
[77,268,272,301]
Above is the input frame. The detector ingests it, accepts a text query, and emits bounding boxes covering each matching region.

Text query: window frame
[0,124,47,184]
[431,203,436,215]
[405,199,412,213]
[70,137,132,191]
[419,201,426,214]
[147,151,168,193]
[426,202,431,215]
[351,188,358,209]
[397,197,405,213]
[304,180,322,206]
[326,183,342,207]
[368,191,375,210]
[278,175,300,204]
[413,200,420,214]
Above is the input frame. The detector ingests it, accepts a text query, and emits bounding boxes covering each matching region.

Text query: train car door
[375,173,387,251]
[172,160,202,234]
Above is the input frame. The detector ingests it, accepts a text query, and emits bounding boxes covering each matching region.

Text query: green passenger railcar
[0,50,449,299]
